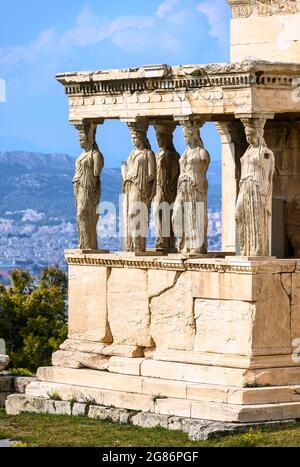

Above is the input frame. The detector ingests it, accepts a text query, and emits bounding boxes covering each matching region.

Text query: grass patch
[47,391,62,401]
[0,410,300,447]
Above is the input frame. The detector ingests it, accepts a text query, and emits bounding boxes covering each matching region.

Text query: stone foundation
[5,393,295,441]
[6,252,300,426]
[0,374,36,407]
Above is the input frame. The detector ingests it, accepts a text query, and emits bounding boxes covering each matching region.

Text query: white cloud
[60,4,189,54]
[0,1,229,73]
[155,0,181,19]
[61,6,155,48]
[196,0,228,44]
[0,29,55,69]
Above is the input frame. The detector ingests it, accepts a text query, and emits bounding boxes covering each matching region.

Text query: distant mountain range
[0,151,221,222]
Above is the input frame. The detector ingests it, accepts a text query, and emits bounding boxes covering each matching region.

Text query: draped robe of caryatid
[235,145,275,256]
[123,148,156,252]
[73,148,104,250]
[154,148,180,249]
[173,146,210,253]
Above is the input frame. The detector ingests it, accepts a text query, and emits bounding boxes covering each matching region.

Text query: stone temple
[6,1,300,430]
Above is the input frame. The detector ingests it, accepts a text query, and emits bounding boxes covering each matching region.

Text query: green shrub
[9,368,33,377]
[0,267,68,372]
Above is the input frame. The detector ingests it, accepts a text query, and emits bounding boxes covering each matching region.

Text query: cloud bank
[0,0,230,73]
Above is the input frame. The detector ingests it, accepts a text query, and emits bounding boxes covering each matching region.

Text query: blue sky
[0,0,231,166]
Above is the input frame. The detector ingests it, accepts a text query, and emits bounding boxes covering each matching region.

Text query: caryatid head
[182,120,204,150]
[75,121,97,151]
[154,123,176,151]
[128,121,151,151]
[242,117,266,148]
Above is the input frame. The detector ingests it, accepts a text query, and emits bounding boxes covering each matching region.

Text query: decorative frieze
[57,62,299,98]
[227,0,299,18]
[64,253,296,274]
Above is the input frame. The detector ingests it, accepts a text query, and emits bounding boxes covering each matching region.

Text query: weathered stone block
[37,367,143,394]
[194,299,254,355]
[142,378,187,399]
[191,270,254,301]
[88,405,118,421]
[141,360,183,381]
[186,384,228,403]
[26,380,104,405]
[131,412,169,429]
[72,403,86,416]
[107,268,152,347]
[251,274,291,355]
[155,398,191,418]
[68,265,112,343]
[5,394,44,415]
[148,269,178,297]
[60,339,144,358]
[150,272,195,351]
[101,389,154,412]
[106,357,144,376]
[52,350,108,370]
[14,377,37,394]
[54,400,72,415]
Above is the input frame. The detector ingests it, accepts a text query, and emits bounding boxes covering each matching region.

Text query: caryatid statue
[123,122,156,252]
[73,121,104,250]
[235,117,275,257]
[172,119,210,254]
[153,123,180,250]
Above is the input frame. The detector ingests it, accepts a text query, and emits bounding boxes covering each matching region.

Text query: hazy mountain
[0,151,221,221]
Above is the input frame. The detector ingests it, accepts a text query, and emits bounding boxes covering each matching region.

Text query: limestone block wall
[230,13,300,63]
[65,253,298,364]
[8,254,300,424]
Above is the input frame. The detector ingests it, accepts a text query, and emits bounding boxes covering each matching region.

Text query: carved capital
[174,115,206,128]
[71,118,104,126]
[153,120,177,135]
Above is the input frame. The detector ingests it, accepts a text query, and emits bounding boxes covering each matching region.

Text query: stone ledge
[0,374,37,407]
[4,394,297,441]
[64,251,297,274]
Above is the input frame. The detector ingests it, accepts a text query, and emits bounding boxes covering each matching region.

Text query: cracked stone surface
[149,272,195,351]
[107,268,153,347]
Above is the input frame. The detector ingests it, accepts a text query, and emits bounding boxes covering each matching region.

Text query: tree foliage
[0,267,68,372]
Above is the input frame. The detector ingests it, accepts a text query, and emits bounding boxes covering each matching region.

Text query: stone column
[235,114,275,257]
[153,121,180,251]
[72,119,105,251]
[122,119,156,253]
[173,117,210,254]
[215,121,247,253]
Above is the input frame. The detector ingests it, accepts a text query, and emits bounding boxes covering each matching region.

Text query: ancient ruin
[6,1,300,427]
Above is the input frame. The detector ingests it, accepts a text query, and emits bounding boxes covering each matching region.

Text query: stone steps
[48,356,300,388]
[21,380,300,423]
[34,367,300,405]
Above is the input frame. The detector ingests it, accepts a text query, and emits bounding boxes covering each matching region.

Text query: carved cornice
[66,256,186,272]
[65,254,296,274]
[56,62,300,98]
[227,1,299,18]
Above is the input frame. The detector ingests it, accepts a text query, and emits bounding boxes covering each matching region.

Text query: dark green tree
[0,267,68,372]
